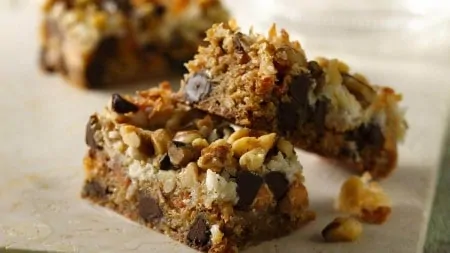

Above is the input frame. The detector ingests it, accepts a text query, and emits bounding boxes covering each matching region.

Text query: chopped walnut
[173,130,203,144]
[337,173,392,224]
[120,125,141,148]
[231,133,277,157]
[198,139,235,172]
[322,217,362,242]
[239,147,266,172]
[149,129,171,155]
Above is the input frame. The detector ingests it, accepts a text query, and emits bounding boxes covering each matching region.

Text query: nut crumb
[322,216,362,242]
[337,172,391,224]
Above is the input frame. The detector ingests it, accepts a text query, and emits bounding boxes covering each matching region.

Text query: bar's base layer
[81,149,315,253]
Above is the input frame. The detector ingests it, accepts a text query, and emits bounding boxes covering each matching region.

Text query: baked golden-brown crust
[82,83,315,252]
[39,0,229,88]
[177,21,408,178]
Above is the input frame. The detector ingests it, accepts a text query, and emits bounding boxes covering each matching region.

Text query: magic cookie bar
[177,21,408,179]
[82,83,315,252]
[40,0,228,88]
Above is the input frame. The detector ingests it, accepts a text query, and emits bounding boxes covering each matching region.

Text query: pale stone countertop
[0,1,449,253]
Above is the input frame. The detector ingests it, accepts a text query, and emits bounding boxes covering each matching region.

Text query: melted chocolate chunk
[184,72,211,103]
[159,153,172,170]
[154,4,166,16]
[85,115,102,149]
[138,194,163,222]
[290,74,312,108]
[187,216,211,248]
[348,123,385,150]
[278,74,314,132]
[277,102,298,131]
[82,180,105,198]
[111,93,139,114]
[264,171,289,201]
[236,171,263,209]
[314,99,328,135]
[85,36,118,87]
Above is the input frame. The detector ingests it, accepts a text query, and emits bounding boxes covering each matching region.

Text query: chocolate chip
[314,99,328,135]
[187,216,211,248]
[339,146,358,160]
[264,171,289,201]
[168,141,197,167]
[236,171,263,209]
[82,180,105,199]
[348,123,385,150]
[138,194,163,222]
[290,74,312,108]
[85,115,102,150]
[111,93,139,114]
[159,153,172,170]
[365,124,385,150]
[185,72,211,103]
[278,74,314,132]
[85,36,118,87]
[277,102,298,131]
[154,4,166,16]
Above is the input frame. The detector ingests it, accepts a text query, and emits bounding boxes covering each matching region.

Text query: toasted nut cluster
[322,217,363,242]
[195,115,214,137]
[173,130,203,144]
[230,132,277,171]
[198,139,235,172]
[239,147,266,172]
[149,129,172,156]
[120,125,141,148]
[168,141,198,167]
[337,173,392,224]
[316,57,376,106]
[276,138,295,158]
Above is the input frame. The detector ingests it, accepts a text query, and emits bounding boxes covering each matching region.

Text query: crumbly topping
[182,21,407,146]
[316,57,408,139]
[87,84,306,209]
[182,21,309,125]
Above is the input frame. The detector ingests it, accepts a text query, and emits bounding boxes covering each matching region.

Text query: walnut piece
[322,217,362,242]
[337,173,392,224]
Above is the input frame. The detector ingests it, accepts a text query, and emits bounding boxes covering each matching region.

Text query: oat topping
[88,84,307,210]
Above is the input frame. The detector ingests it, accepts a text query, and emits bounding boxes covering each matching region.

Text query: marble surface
[1,1,450,252]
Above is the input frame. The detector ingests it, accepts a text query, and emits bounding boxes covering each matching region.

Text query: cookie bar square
[176,21,408,179]
[82,83,315,252]
[39,0,228,88]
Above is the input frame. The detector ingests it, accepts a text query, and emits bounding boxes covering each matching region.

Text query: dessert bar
[82,83,315,252]
[39,0,228,88]
[177,21,408,178]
